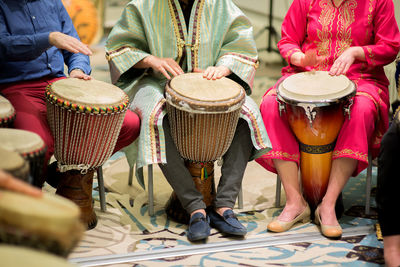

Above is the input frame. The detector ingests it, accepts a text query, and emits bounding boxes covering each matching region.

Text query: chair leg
[238,187,244,209]
[128,165,134,186]
[148,165,154,216]
[365,152,372,215]
[97,166,107,212]
[275,175,281,208]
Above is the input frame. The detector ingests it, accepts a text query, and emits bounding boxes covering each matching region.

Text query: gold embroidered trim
[335,0,356,59]
[192,0,205,69]
[168,0,184,64]
[105,46,138,61]
[368,0,374,25]
[149,99,166,162]
[332,149,368,162]
[219,54,259,69]
[267,151,300,161]
[317,0,335,70]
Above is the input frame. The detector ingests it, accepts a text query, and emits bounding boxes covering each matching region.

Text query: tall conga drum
[0,191,83,257]
[165,73,245,223]
[277,71,356,209]
[0,95,15,127]
[45,78,129,229]
[0,129,46,186]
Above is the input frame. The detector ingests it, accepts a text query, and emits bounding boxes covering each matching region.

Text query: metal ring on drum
[164,73,246,224]
[277,71,356,209]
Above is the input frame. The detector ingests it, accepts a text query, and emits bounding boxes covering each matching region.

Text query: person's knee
[352,95,377,121]
[122,110,141,141]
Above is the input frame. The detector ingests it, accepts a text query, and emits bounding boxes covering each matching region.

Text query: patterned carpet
[66,153,383,267]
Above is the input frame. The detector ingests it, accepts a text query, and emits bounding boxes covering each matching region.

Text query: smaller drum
[0,147,30,182]
[0,245,77,267]
[0,129,46,187]
[0,95,16,127]
[0,190,84,257]
[277,71,356,208]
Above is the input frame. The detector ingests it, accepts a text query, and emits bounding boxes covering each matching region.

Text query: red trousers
[0,76,140,174]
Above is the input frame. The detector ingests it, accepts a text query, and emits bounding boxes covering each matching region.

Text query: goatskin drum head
[0,147,26,173]
[50,78,126,107]
[0,128,45,154]
[278,71,355,103]
[0,190,80,235]
[170,73,243,102]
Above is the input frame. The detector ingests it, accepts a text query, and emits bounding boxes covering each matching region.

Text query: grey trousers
[159,117,253,214]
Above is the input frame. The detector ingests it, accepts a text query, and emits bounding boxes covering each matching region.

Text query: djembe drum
[277,71,356,209]
[0,147,30,182]
[0,129,46,186]
[0,191,84,257]
[0,246,77,267]
[165,73,245,223]
[45,78,129,228]
[0,95,15,127]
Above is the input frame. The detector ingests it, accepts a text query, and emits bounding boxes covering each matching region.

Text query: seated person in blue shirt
[376,58,400,267]
[0,0,140,229]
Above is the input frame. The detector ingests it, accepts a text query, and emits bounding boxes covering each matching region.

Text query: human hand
[49,32,92,56]
[193,66,232,80]
[0,170,42,198]
[69,69,91,80]
[141,55,184,79]
[329,47,361,76]
[291,49,324,68]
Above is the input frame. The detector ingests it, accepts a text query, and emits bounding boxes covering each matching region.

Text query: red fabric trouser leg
[112,110,140,154]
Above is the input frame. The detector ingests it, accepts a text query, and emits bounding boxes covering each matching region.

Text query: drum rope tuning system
[164,73,246,223]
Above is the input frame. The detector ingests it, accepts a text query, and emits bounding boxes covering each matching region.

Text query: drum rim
[277,72,356,106]
[45,78,129,114]
[0,95,16,121]
[165,75,246,114]
[0,128,46,155]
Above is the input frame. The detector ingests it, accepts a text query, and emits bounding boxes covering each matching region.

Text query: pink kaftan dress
[256,0,400,176]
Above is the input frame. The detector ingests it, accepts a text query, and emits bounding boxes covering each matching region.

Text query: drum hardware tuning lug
[344,99,353,120]
[277,100,286,116]
[298,103,317,127]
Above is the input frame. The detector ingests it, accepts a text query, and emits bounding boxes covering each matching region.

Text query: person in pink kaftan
[257,0,400,238]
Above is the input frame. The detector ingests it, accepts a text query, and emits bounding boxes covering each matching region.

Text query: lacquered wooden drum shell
[278,71,356,208]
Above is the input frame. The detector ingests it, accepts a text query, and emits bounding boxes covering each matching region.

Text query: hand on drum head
[291,49,324,68]
[0,170,42,198]
[193,66,232,80]
[329,47,364,76]
[69,69,91,80]
[137,55,184,79]
[49,32,92,56]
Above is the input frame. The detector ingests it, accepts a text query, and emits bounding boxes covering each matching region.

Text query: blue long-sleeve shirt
[0,0,91,84]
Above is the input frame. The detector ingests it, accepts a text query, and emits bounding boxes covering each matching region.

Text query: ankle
[190,209,206,217]
[215,207,231,216]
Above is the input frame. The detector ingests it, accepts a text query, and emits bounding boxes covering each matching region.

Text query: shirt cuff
[34,32,51,51]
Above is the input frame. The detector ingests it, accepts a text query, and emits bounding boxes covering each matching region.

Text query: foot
[209,209,247,236]
[267,203,311,233]
[187,212,210,242]
[314,205,342,238]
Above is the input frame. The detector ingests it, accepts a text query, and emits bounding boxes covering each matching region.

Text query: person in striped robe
[106,0,271,241]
